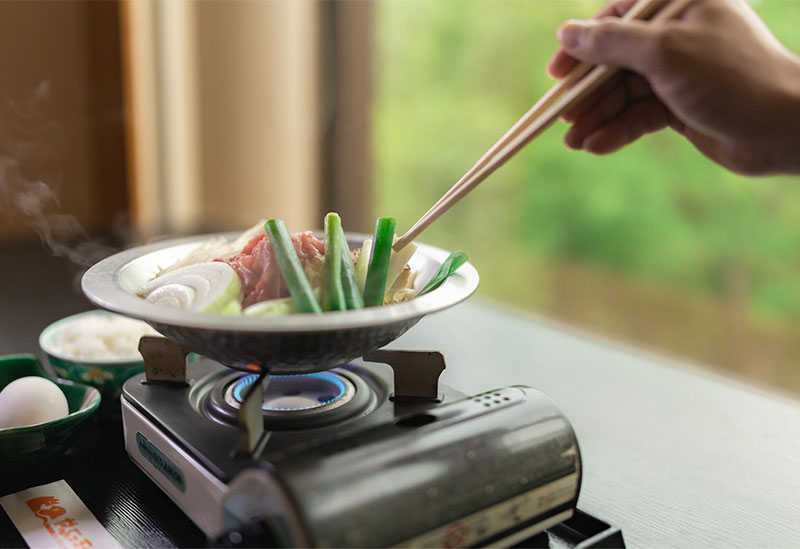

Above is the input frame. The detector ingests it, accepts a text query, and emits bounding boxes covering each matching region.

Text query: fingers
[556,18,666,75]
[561,71,625,123]
[564,73,652,148]
[547,0,637,78]
[568,96,672,154]
[547,50,580,79]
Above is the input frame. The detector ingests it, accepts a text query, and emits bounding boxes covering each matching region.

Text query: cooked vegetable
[264,219,322,314]
[418,251,469,296]
[385,287,417,305]
[385,238,417,294]
[243,288,323,317]
[141,213,457,316]
[139,262,242,314]
[355,239,372,292]
[339,230,365,310]
[391,264,413,291]
[243,296,296,317]
[157,220,265,277]
[218,300,243,316]
[363,217,396,307]
[323,213,346,311]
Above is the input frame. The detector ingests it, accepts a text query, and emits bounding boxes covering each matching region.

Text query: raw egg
[0,376,69,429]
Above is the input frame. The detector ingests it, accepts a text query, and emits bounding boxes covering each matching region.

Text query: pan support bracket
[363,349,445,402]
[138,336,270,457]
[138,336,189,385]
[237,373,271,458]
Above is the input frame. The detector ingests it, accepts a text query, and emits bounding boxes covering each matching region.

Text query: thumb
[557,19,664,74]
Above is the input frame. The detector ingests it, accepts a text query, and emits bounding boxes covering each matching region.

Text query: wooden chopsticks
[393,0,693,251]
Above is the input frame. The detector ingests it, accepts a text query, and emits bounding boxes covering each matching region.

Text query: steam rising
[0,157,119,266]
[0,81,124,267]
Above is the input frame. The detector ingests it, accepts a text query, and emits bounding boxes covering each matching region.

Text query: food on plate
[51,312,158,360]
[418,250,470,296]
[322,213,347,311]
[138,213,468,316]
[363,217,396,307]
[155,220,266,277]
[227,226,325,309]
[0,376,69,428]
[140,262,244,315]
[332,214,365,311]
[264,219,324,314]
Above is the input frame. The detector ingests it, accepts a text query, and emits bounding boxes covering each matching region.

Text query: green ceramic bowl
[39,310,149,401]
[0,354,100,468]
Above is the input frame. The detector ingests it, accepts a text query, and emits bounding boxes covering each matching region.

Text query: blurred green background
[373,0,800,393]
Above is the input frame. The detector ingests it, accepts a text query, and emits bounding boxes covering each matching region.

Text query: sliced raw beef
[221,231,325,308]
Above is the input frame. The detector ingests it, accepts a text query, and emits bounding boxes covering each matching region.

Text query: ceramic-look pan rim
[81,232,479,334]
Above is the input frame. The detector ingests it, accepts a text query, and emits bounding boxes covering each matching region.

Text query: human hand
[548,0,800,176]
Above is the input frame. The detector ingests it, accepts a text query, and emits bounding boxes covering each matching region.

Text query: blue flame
[231,372,347,411]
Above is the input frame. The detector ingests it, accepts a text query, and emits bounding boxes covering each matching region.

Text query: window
[372,0,800,394]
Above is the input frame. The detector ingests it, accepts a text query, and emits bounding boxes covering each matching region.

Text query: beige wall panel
[120,0,162,239]
[195,0,320,233]
[0,1,126,241]
[321,1,374,234]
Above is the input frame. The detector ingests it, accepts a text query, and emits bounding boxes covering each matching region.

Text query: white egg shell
[0,376,69,429]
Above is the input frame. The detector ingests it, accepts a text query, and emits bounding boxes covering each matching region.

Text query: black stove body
[121,348,585,547]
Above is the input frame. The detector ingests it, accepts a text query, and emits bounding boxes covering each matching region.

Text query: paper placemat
[0,479,122,549]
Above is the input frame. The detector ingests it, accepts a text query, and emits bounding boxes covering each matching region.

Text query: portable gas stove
[121,338,623,548]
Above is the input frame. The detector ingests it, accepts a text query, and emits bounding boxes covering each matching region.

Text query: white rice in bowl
[52,312,158,361]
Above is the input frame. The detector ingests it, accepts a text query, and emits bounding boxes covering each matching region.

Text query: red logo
[442,522,469,548]
[26,497,66,524]
[25,495,93,548]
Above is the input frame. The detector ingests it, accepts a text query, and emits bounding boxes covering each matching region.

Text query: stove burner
[201,363,376,430]
[223,371,356,416]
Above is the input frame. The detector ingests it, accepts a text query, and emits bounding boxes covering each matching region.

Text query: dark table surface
[0,417,208,548]
[0,243,208,547]
[2,244,800,547]
[399,303,800,548]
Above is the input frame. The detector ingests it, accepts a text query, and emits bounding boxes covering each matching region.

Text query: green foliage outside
[373,0,800,322]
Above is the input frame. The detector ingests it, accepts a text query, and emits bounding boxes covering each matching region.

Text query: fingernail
[557,21,585,51]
